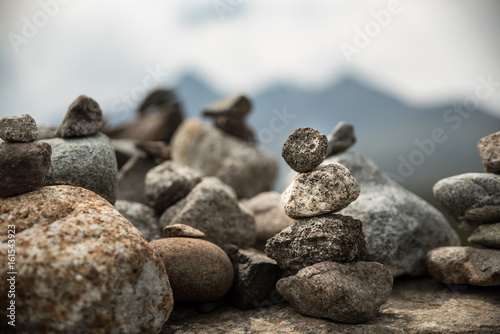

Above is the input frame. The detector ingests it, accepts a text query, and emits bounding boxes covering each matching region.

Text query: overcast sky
[1,0,499,124]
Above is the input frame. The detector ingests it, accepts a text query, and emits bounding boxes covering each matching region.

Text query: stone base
[161,277,500,334]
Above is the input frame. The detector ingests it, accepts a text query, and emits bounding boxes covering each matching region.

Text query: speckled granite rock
[265,214,367,273]
[478,131,500,174]
[0,185,173,334]
[282,163,360,218]
[282,127,327,173]
[468,223,500,249]
[56,95,103,138]
[327,152,460,277]
[0,114,37,142]
[115,200,162,242]
[427,246,500,286]
[150,237,234,302]
[326,121,356,157]
[433,173,500,231]
[277,261,393,323]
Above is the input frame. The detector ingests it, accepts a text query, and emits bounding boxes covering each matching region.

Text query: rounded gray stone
[468,223,500,249]
[282,127,328,173]
[0,114,37,142]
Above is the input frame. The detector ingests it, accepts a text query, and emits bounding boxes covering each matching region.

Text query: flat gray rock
[0,114,37,142]
[56,95,103,138]
[115,200,161,242]
[282,163,360,218]
[468,223,500,249]
[433,173,500,231]
[276,261,393,324]
[265,214,367,273]
[327,152,460,277]
[40,132,118,204]
[326,121,356,157]
[427,246,500,286]
[478,131,500,173]
[281,127,327,173]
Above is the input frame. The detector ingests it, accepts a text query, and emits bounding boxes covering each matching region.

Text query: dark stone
[203,95,251,117]
[0,114,37,142]
[214,115,256,143]
[114,200,162,242]
[282,127,328,173]
[135,140,171,161]
[117,156,158,205]
[55,95,103,138]
[326,121,356,157]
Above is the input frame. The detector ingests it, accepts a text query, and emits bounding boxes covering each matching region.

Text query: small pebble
[478,131,500,174]
[282,127,327,173]
[56,95,103,138]
[163,224,206,238]
[0,114,37,142]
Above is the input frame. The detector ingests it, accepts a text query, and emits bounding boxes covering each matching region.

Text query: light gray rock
[282,163,360,219]
[162,224,206,239]
[56,95,103,138]
[265,214,367,273]
[281,127,327,173]
[0,142,51,197]
[40,132,118,204]
[160,177,256,247]
[326,121,356,157]
[0,114,37,142]
[276,261,393,324]
[468,223,500,249]
[117,156,158,205]
[145,160,202,214]
[478,131,500,174]
[433,173,500,231]
[0,186,174,333]
[171,119,277,199]
[427,246,500,286]
[327,152,460,277]
[115,200,161,242]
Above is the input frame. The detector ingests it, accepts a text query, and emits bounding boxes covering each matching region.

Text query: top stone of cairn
[282,127,328,173]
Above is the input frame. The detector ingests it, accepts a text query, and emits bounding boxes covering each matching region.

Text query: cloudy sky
[0,0,499,124]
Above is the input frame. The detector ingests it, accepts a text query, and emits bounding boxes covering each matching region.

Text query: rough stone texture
[203,94,251,117]
[222,245,285,309]
[115,200,162,242]
[327,152,460,277]
[0,142,51,197]
[145,160,202,214]
[326,121,356,157]
[56,95,103,138]
[0,114,37,142]
[478,131,500,174]
[433,173,500,231]
[427,246,500,286]
[117,156,158,205]
[161,277,500,334]
[0,186,174,334]
[282,163,360,218]
[265,214,367,273]
[162,224,206,238]
[171,119,277,199]
[468,223,500,249]
[214,115,256,143]
[135,140,171,161]
[277,261,393,324]
[282,127,328,173]
[40,132,118,204]
[160,177,257,247]
[150,237,234,302]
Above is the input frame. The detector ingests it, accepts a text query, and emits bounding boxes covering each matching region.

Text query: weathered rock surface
[161,277,500,334]
[0,186,173,334]
[223,245,284,309]
[433,173,500,231]
[115,200,162,242]
[277,261,393,323]
[40,132,118,204]
[162,224,206,239]
[145,160,202,214]
[117,156,158,205]
[326,121,356,157]
[265,214,367,273]
[213,115,256,143]
[0,142,51,197]
[478,131,500,174]
[281,127,327,173]
[135,140,171,161]
[203,94,251,117]
[56,95,103,138]
[171,119,277,199]
[282,163,360,218]
[427,246,500,286]
[150,237,234,302]
[327,152,460,277]
[160,177,256,247]
[0,114,37,142]
[468,223,500,249]
[240,191,295,249]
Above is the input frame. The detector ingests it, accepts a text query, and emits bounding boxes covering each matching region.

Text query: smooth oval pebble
[162,224,206,238]
[282,127,328,173]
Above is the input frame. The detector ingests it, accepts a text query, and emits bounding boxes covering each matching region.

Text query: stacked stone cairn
[428,130,500,286]
[265,127,393,324]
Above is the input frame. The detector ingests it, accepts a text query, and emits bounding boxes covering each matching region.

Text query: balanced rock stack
[0,114,52,197]
[265,127,393,324]
[428,130,500,286]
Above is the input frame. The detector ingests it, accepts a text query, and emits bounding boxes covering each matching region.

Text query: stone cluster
[266,127,393,324]
[428,130,500,286]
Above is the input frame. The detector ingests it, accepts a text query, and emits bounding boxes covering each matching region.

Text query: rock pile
[266,127,393,323]
[429,130,500,286]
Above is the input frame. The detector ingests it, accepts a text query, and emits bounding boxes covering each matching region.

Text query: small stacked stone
[0,114,51,197]
[429,131,500,286]
[265,127,393,324]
